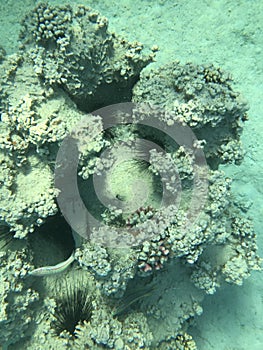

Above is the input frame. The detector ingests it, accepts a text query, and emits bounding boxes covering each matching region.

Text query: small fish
[28,251,75,277]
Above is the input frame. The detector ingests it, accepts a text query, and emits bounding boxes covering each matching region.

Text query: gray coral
[133,61,248,168]
[20,3,155,111]
[0,54,87,238]
[0,247,39,347]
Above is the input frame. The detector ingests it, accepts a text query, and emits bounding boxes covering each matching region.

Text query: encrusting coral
[20,2,155,112]
[0,2,261,349]
[133,61,248,169]
[0,246,39,346]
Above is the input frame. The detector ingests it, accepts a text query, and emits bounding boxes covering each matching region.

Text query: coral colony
[0,2,261,349]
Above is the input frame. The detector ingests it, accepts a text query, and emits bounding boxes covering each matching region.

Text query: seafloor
[0,0,262,349]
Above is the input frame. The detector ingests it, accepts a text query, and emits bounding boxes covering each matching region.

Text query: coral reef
[20,2,155,111]
[0,53,86,238]
[133,61,248,169]
[0,2,261,350]
[157,333,197,350]
[0,245,39,347]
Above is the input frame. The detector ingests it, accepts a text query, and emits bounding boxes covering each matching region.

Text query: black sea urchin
[53,278,93,337]
[0,224,15,249]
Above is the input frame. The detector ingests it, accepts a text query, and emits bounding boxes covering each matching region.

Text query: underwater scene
[0,0,262,349]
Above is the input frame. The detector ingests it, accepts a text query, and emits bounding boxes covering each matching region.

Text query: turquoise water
[0,0,262,349]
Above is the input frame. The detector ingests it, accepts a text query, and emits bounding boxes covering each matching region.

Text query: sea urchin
[53,278,93,337]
